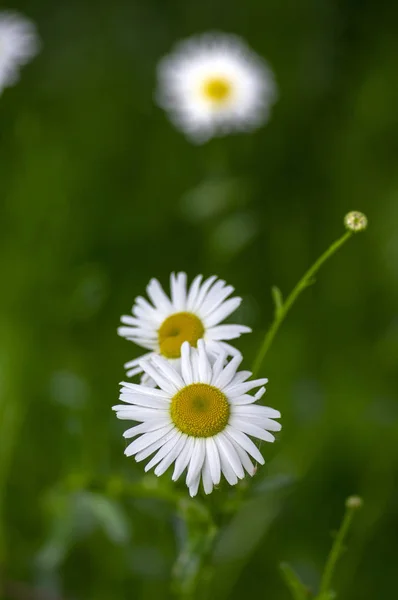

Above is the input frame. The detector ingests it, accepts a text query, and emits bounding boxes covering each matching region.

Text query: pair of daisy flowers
[1,12,276,143]
[115,274,281,497]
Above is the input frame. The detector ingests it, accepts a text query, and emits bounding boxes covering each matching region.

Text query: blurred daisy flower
[118,272,250,382]
[113,341,281,496]
[156,32,277,143]
[0,11,39,95]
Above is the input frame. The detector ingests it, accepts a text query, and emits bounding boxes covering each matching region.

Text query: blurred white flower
[113,341,281,496]
[118,272,250,382]
[0,11,39,95]
[156,32,277,143]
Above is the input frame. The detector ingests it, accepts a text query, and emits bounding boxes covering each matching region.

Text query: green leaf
[36,489,131,572]
[279,562,309,600]
[80,491,131,545]
[271,286,284,317]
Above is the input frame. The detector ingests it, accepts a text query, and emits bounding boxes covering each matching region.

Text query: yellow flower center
[202,77,232,104]
[158,312,205,359]
[170,383,230,437]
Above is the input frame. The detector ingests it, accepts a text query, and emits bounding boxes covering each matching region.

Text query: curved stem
[252,230,352,377]
[318,503,355,595]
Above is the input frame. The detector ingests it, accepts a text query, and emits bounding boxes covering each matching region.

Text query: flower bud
[346,495,363,509]
[344,211,368,232]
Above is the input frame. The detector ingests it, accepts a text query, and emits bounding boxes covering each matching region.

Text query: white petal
[133,296,160,321]
[206,324,251,340]
[170,272,187,311]
[124,353,153,369]
[216,437,238,486]
[191,275,217,312]
[205,437,221,485]
[228,370,252,386]
[146,278,173,313]
[210,350,228,385]
[228,394,257,405]
[150,355,185,389]
[186,274,203,310]
[135,427,178,462]
[140,361,179,394]
[144,431,181,472]
[120,382,170,398]
[232,404,281,421]
[224,378,268,397]
[118,326,156,340]
[123,419,170,439]
[226,425,265,464]
[203,297,241,328]
[118,322,157,337]
[120,315,150,328]
[144,431,183,473]
[213,355,242,389]
[197,339,212,383]
[227,438,255,476]
[190,348,201,383]
[216,341,243,357]
[172,437,195,481]
[216,433,245,479]
[153,433,187,476]
[186,438,206,486]
[180,341,194,385]
[125,365,143,378]
[199,280,233,317]
[189,473,201,497]
[124,338,157,351]
[229,417,275,443]
[233,414,282,431]
[202,455,214,495]
[124,424,174,457]
[118,393,169,409]
[113,406,169,422]
[255,386,266,400]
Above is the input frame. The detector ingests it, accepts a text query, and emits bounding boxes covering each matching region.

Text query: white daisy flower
[0,11,39,95]
[113,340,281,497]
[118,272,251,381]
[156,32,277,143]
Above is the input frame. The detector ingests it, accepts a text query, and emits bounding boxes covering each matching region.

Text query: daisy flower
[118,272,251,381]
[113,340,281,497]
[0,11,39,95]
[156,32,277,143]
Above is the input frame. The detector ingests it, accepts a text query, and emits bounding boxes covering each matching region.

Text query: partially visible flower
[0,11,39,94]
[118,272,250,382]
[344,211,368,232]
[156,32,277,143]
[113,341,281,496]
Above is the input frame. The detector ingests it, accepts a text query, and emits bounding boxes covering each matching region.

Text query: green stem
[318,503,356,596]
[252,230,352,377]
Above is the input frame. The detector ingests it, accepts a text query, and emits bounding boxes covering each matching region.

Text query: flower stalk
[317,496,363,597]
[252,229,353,377]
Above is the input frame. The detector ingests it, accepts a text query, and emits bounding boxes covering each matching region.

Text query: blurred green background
[1,0,398,598]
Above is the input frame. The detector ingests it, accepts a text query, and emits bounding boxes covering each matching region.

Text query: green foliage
[0,0,398,599]
[280,563,309,600]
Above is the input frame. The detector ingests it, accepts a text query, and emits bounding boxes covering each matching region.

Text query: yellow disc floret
[170,383,230,437]
[202,77,232,103]
[158,312,205,359]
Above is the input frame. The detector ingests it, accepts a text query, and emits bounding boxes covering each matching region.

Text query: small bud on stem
[346,495,363,510]
[344,211,368,232]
